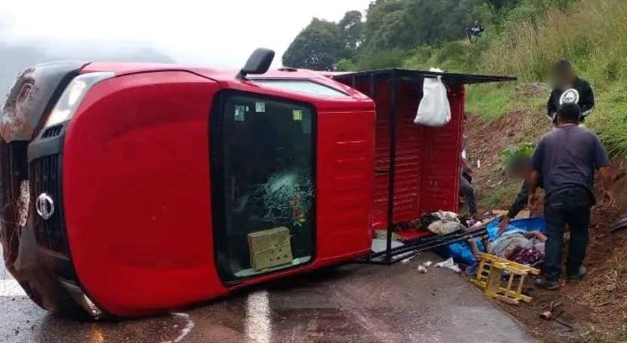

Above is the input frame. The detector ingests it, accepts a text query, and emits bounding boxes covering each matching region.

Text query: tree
[282,18,344,71]
[363,0,406,49]
[366,9,414,50]
[283,0,488,71]
[338,11,364,51]
[334,58,357,71]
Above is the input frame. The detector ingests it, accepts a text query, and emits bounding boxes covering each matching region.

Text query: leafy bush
[334,59,357,72]
[357,49,409,70]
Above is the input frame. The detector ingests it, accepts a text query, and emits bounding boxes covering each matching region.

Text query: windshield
[254,79,349,98]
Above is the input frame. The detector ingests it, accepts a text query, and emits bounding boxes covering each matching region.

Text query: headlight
[44,72,114,128]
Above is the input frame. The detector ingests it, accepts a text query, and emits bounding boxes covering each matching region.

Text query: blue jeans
[543,188,593,281]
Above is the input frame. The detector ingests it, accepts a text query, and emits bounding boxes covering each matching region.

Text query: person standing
[528,103,613,290]
[547,59,595,123]
[460,133,478,218]
[498,154,543,234]
[466,20,485,43]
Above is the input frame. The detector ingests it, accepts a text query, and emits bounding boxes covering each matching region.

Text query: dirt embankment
[466,95,627,343]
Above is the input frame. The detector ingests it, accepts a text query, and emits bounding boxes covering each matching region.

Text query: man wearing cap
[547,59,595,123]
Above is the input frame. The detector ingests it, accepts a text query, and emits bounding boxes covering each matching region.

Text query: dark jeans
[544,188,593,281]
[460,174,477,216]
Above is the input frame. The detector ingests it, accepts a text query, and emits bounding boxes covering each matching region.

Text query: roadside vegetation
[284,0,627,156]
[406,0,627,156]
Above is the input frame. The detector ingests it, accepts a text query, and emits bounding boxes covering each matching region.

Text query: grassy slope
[405,0,627,156]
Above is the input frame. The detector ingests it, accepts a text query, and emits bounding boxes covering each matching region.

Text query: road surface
[1,250,535,343]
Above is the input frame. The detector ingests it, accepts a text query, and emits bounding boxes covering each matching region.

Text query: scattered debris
[401,254,418,264]
[415,261,434,274]
[540,301,562,320]
[422,211,465,235]
[554,318,574,332]
[435,258,462,273]
[539,301,575,331]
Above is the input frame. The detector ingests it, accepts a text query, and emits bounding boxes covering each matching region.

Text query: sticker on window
[255,102,266,113]
[235,105,246,122]
[292,109,303,121]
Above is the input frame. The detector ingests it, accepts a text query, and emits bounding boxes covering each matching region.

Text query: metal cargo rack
[334,69,515,265]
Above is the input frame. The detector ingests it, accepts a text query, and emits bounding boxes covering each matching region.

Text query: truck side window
[211,93,316,281]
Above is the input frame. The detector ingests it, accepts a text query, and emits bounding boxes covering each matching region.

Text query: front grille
[29,154,69,255]
[41,125,63,139]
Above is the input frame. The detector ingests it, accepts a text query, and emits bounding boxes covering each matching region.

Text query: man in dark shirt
[529,103,613,289]
[466,21,485,43]
[547,60,595,123]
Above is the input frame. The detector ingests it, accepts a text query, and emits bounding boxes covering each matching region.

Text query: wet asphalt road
[1,251,535,343]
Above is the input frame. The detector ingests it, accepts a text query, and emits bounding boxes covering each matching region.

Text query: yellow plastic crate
[471,253,540,305]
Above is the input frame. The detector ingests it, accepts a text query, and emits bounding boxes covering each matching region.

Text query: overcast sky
[0,0,372,67]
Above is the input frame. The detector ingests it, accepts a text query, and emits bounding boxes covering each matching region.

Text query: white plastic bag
[414,68,451,127]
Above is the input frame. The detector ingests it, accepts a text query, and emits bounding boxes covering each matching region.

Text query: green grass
[401,0,627,155]
[480,182,521,210]
[465,83,546,119]
[478,0,627,156]
[464,79,627,156]
[466,85,512,119]
[586,89,627,156]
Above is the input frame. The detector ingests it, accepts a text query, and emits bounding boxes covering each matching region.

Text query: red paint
[63,66,375,317]
[349,78,464,230]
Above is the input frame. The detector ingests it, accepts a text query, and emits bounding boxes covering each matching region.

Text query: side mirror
[237,48,275,80]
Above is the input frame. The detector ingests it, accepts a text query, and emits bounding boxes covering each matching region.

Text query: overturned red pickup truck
[1,49,513,318]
